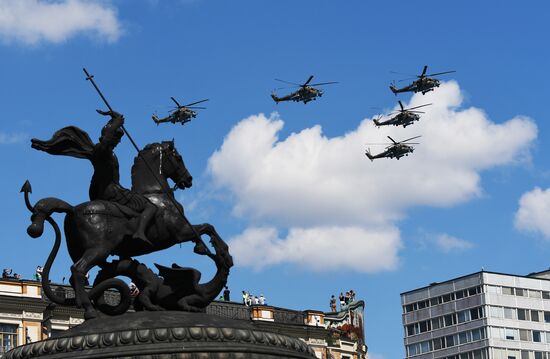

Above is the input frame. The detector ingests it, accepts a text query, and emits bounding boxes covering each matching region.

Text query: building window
[446,334,455,347]
[502,286,514,295]
[531,310,540,322]
[519,309,527,320]
[520,329,530,341]
[504,307,515,319]
[529,290,542,299]
[444,314,456,326]
[0,324,18,354]
[490,306,504,318]
[505,328,517,340]
[532,331,541,342]
[487,285,501,294]
[521,351,529,359]
[418,300,429,309]
[515,288,526,297]
[542,291,550,300]
[471,308,480,320]
[544,312,550,323]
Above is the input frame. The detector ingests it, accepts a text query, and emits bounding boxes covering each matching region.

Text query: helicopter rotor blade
[184,99,209,107]
[387,136,397,144]
[302,75,314,86]
[187,106,207,110]
[420,65,428,77]
[309,81,338,87]
[171,97,182,108]
[275,79,302,86]
[406,103,432,111]
[398,101,404,111]
[400,135,422,143]
[408,111,425,114]
[425,70,456,77]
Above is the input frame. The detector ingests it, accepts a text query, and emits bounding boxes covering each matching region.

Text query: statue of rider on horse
[22,77,232,320]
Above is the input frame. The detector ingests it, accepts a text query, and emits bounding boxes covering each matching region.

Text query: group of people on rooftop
[330,290,357,312]
[242,290,267,306]
[2,268,21,279]
[2,266,44,281]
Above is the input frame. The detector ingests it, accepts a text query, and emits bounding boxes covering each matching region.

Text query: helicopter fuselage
[374,112,420,128]
[272,86,323,104]
[153,107,196,125]
[390,77,441,95]
[365,144,414,161]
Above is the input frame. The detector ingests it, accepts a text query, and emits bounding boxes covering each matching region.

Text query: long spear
[82,68,211,256]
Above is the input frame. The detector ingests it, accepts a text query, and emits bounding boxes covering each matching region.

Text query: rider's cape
[31,126,94,160]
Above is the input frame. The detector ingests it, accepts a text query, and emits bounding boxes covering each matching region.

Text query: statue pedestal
[5,311,316,358]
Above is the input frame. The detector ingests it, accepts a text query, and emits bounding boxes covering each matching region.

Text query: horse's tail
[41,216,76,306]
[21,181,75,305]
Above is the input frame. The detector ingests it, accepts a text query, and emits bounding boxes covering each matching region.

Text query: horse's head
[159,140,193,190]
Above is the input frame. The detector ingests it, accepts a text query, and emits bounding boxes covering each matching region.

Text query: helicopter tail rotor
[373,115,383,127]
[271,92,280,104]
[365,148,374,162]
[389,83,398,95]
[152,114,160,125]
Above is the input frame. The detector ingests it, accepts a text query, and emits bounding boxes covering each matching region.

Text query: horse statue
[22,139,233,319]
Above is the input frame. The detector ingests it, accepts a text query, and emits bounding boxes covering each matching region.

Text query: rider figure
[92,110,157,244]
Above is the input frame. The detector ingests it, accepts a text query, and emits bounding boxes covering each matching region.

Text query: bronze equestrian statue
[23,109,233,320]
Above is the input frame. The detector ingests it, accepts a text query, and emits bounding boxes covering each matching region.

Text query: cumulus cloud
[432,233,474,253]
[229,226,401,273]
[515,187,550,238]
[0,0,121,45]
[0,132,27,144]
[208,81,537,272]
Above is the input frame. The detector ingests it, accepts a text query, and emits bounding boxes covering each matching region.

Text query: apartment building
[401,269,550,359]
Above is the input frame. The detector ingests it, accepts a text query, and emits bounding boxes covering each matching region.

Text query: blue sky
[1,1,550,358]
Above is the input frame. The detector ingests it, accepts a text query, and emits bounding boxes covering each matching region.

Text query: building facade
[0,278,367,359]
[401,270,550,359]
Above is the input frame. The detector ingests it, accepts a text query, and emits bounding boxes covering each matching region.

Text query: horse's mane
[131,142,168,184]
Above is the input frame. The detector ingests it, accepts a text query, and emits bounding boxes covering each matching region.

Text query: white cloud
[515,187,550,239]
[0,0,121,45]
[229,226,401,273]
[433,233,474,253]
[208,81,537,272]
[0,132,27,144]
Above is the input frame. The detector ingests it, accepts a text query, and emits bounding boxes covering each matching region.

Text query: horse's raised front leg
[174,223,215,256]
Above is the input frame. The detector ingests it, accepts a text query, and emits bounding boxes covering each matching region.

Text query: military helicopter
[271,75,338,104]
[365,135,421,161]
[373,101,432,128]
[389,65,455,95]
[152,97,208,126]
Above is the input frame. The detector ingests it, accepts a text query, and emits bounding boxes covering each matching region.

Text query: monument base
[5,311,316,358]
